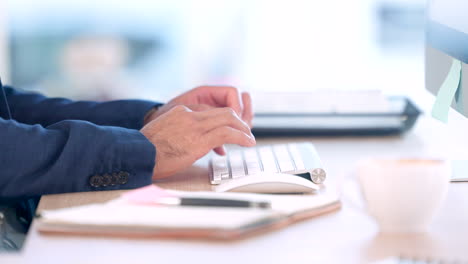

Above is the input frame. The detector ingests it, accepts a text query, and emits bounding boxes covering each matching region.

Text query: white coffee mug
[357,159,451,233]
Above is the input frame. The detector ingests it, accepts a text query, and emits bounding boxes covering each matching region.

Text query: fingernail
[249,133,256,143]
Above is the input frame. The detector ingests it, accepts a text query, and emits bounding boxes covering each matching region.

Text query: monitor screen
[426,0,468,118]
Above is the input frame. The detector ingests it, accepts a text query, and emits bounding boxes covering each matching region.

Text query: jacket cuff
[81,127,156,192]
[117,101,164,130]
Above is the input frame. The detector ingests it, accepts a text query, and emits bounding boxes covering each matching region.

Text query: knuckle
[223,107,237,116]
[172,105,185,111]
[231,114,248,127]
[173,107,196,122]
[172,105,191,113]
[226,113,238,123]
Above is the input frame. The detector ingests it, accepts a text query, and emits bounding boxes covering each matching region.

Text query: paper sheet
[40,203,277,230]
[431,58,463,123]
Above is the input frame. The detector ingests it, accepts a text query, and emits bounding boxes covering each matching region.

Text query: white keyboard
[210,142,326,185]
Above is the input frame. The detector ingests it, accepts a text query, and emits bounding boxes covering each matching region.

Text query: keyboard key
[278,161,295,172]
[243,148,262,175]
[273,145,295,172]
[296,143,323,170]
[246,166,262,175]
[221,172,231,180]
[243,148,259,161]
[212,155,229,181]
[258,146,278,173]
[212,155,227,167]
[272,145,289,159]
[231,173,245,179]
[229,150,246,178]
[288,144,306,171]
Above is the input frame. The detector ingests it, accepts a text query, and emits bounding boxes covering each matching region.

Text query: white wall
[0,1,10,82]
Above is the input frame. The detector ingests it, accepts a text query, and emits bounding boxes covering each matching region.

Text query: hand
[145,86,253,127]
[140,105,256,179]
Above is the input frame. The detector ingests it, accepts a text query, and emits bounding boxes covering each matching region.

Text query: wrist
[143,104,163,125]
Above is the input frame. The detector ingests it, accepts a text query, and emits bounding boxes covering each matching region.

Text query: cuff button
[110,173,119,185]
[89,174,103,188]
[117,171,129,185]
[102,174,112,186]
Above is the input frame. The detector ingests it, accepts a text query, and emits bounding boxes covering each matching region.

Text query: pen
[156,197,271,209]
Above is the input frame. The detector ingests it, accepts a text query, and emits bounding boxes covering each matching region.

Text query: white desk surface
[3,91,468,264]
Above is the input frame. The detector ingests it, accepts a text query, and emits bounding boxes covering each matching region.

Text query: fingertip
[226,87,243,116]
[214,146,226,155]
[250,137,257,146]
[246,133,256,147]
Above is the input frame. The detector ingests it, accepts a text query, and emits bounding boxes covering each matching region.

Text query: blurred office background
[0,0,425,102]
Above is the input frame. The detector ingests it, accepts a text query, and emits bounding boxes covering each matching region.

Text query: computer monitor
[426,0,468,118]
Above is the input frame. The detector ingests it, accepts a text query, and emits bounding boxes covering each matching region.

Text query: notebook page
[39,201,279,230]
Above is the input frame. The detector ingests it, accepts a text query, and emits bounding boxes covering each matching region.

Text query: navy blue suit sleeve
[0,86,162,129]
[0,118,155,199]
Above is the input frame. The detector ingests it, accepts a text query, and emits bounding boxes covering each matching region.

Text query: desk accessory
[35,185,340,240]
[252,92,420,136]
[358,159,450,233]
[426,1,468,122]
[122,185,271,209]
[210,142,325,193]
[155,197,271,209]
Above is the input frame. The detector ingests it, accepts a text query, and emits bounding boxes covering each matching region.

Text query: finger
[186,104,213,112]
[205,126,256,149]
[213,146,226,156]
[196,108,252,136]
[241,92,253,127]
[223,87,243,117]
[198,86,244,117]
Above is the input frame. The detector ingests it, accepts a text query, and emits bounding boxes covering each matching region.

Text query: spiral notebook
[36,186,340,240]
